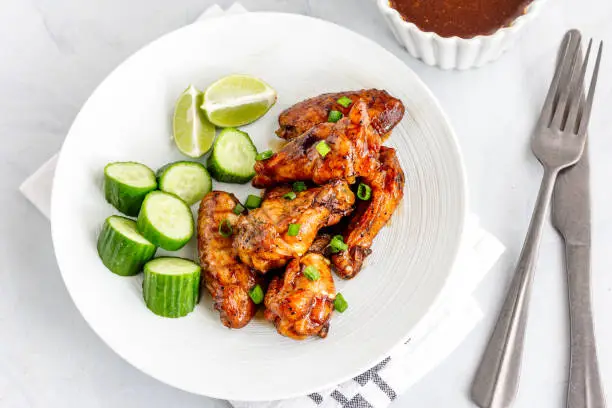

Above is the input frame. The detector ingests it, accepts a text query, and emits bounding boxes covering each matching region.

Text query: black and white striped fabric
[308,357,396,408]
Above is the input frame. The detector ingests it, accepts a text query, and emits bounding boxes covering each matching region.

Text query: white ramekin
[377,0,549,70]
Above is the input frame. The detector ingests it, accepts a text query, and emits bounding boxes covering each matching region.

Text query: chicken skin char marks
[264,252,336,340]
[233,180,355,273]
[276,89,405,141]
[197,191,262,329]
[332,147,405,279]
[252,100,382,188]
[307,233,332,255]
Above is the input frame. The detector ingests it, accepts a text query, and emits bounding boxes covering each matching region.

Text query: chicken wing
[253,100,381,188]
[234,180,355,273]
[332,147,405,279]
[198,191,261,329]
[264,252,336,340]
[308,233,332,255]
[276,89,405,140]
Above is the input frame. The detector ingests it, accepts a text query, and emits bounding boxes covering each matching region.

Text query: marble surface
[1,0,611,407]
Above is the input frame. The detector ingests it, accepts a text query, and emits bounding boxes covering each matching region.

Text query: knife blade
[551,143,590,244]
[551,38,606,408]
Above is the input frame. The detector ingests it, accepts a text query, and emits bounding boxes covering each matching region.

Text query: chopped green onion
[249,284,264,304]
[334,293,348,312]
[233,203,245,215]
[328,110,343,123]
[292,181,307,192]
[245,194,262,209]
[256,150,273,161]
[219,219,233,237]
[329,235,348,253]
[283,191,297,200]
[303,265,320,281]
[357,183,372,200]
[336,96,353,108]
[316,141,331,157]
[287,223,300,236]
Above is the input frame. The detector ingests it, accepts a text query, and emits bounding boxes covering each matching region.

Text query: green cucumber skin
[136,192,194,251]
[206,128,257,184]
[104,163,157,216]
[156,161,206,179]
[143,258,200,318]
[97,216,157,276]
[156,161,212,206]
[207,157,253,184]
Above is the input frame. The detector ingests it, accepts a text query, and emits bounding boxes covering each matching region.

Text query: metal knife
[551,42,606,408]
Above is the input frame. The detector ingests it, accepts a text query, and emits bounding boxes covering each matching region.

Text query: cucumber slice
[104,162,157,216]
[206,128,257,184]
[143,257,201,318]
[97,216,156,276]
[137,191,194,251]
[157,161,212,206]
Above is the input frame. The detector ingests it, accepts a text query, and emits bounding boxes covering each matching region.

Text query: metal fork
[470,29,603,408]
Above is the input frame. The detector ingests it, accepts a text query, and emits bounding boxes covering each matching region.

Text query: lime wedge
[202,75,277,128]
[173,85,216,158]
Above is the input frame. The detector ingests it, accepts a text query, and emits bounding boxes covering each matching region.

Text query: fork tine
[550,37,582,130]
[565,39,593,133]
[577,41,603,137]
[539,30,581,128]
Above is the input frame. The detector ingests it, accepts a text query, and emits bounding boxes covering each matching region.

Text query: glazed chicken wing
[253,101,381,188]
[264,252,336,340]
[332,147,405,279]
[234,180,355,273]
[276,89,405,140]
[307,233,332,255]
[198,191,261,329]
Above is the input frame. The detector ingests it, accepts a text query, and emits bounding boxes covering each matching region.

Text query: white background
[1,0,611,407]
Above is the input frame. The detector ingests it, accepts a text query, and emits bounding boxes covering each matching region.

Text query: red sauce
[388,0,533,38]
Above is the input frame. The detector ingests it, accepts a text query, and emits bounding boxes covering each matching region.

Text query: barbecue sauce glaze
[389,0,533,38]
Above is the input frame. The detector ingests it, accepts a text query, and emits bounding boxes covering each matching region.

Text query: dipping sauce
[388,0,533,38]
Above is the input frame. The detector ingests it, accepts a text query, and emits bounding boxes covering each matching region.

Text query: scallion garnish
[329,235,348,253]
[256,150,274,161]
[357,183,372,200]
[316,141,331,157]
[336,96,353,108]
[233,203,245,215]
[334,293,348,312]
[292,181,307,192]
[287,223,300,236]
[245,194,262,209]
[218,219,233,237]
[249,284,264,304]
[283,191,297,200]
[328,110,343,123]
[303,265,320,281]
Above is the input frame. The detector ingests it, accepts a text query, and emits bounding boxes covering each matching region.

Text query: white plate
[51,12,466,401]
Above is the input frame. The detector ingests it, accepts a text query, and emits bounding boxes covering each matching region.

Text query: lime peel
[202,75,277,128]
[173,85,216,158]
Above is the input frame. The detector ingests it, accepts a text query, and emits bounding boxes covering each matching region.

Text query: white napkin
[18,2,246,219]
[19,4,505,408]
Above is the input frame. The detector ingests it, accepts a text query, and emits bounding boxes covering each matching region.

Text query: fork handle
[566,243,606,408]
[471,168,558,408]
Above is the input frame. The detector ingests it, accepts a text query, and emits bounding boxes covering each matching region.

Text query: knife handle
[565,243,606,408]
[471,169,558,408]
